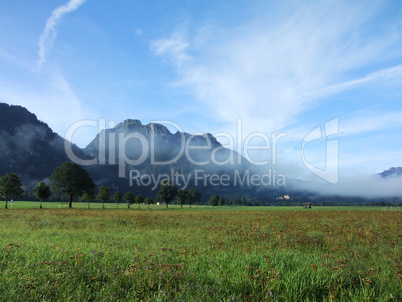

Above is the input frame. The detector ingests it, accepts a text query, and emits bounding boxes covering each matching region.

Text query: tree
[81,189,95,209]
[233,197,246,206]
[33,181,51,209]
[188,188,201,208]
[177,189,189,209]
[0,173,24,209]
[208,194,219,207]
[113,191,122,209]
[157,180,177,208]
[49,162,95,208]
[123,192,135,209]
[97,186,110,209]
[135,194,144,209]
[218,197,226,207]
[145,197,153,209]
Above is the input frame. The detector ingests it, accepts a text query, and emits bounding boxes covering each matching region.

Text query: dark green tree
[145,197,153,209]
[123,192,135,209]
[188,188,201,208]
[81,189,95,209]
[0,173,24,209]
[208,194,219,207]
[49,162,95,208]
[157,180,177,208]
[135,194,144,209]
[97,186,110,209]
[177,189,189,209]
[33,181,51,209]
[113,191,122,209]
[233,197,246,206]
[218,197,226,207]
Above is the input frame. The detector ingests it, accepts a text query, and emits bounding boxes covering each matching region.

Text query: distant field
[0,207,400,301]
[1,200,399,211]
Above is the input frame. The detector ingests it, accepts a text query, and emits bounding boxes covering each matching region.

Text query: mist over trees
[0,166,401,208]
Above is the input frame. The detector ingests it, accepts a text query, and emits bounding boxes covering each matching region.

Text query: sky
[1,0,402,188]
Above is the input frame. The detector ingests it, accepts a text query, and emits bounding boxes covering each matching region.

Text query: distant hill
[379,167,402,178]
[0,103,84,188]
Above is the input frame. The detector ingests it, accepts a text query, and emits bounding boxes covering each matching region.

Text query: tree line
[3,162,400,209]
[0,162,202,209]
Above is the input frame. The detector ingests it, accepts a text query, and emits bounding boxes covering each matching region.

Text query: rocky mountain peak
[379,167,402,177]
[114,119,143,129]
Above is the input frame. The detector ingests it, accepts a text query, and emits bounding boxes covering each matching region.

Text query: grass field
[0,204,401,301]
[2,200,398,211]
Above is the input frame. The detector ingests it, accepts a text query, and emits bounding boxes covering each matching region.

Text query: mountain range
[0,103,281,200]
[379,167,402,178]
[0,103,86,188]
[1,102,401,202]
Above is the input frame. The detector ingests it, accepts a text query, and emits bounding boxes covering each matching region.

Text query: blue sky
[1,0,402,185]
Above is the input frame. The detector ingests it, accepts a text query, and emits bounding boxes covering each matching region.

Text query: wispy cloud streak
[151,1,402,135]
[37,0,87,68]
[313,64,402,99]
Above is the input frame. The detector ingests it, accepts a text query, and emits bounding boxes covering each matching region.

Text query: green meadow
[1,200,394,211]
[0,205,401,301]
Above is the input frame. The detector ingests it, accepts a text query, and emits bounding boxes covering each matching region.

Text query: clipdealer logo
[302,118,339,184]
[64,118,287,177]
[63,117,340,185]
[128,168,285,190]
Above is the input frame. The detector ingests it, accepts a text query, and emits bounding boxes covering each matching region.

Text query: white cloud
[342,111,402,135]
[310,64,402,100]
[151,29,191,70]
[150,2,402,189]
[0,70,86,144]
[0,47,35,72]
[151,1,402,137]
[38,0,87,68]
[290,174,402,198]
